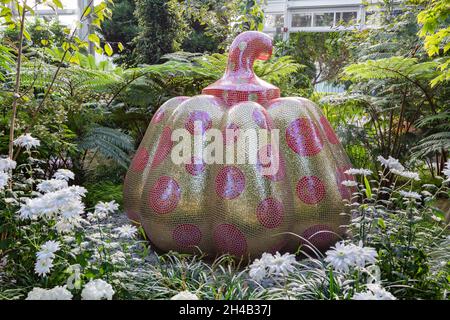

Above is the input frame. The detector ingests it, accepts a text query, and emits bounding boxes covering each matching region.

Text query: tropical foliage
[0,0,448,301]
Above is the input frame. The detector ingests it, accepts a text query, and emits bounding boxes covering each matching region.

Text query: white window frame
[288,6,362,32]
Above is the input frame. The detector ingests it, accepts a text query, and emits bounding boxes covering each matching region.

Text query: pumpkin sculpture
[123,31,353,258]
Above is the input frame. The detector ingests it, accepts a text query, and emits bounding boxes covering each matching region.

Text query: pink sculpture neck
[225,31,272,77]
[202,31,280,107]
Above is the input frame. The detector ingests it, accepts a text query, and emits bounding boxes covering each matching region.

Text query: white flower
[37,179,68,193]
[55,219,77,233]
[170,290,199,300]
[353,284,396,300]
[351,241,377,268]
[95,200,119,214]
[34,257,53,276]
[67,185,87,197]
[0,157,16,172]
[377,156,404,171]
[88,200,119,221]
[81,279,115,300]
[53,169,75,181]
[248,252,296,282]
[13,133,40,150]
[60,200,85,219]
[249,257,268,282]
[391,169,420,181]
[19,184,86,220]
[345,168,373,176]
[324,241,377,272]
[0,172,9,190]
[36,240,60,261]
[399,190,421,200]
[341,180,358,187]
[40,240,60,254]
[324,242,355,273]
[114,225,138,238]
[265,252,297,276]
[110,251,126,264]
[26,286,73,300]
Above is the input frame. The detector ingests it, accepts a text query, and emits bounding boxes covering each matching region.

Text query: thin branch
[8,0,27,158]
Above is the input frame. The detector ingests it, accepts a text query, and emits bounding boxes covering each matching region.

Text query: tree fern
[78,126,134,169]
[343,57,438,82]
[411,132,450,159]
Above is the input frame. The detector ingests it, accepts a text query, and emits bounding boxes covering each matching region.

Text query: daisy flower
[341,180,358,187]
[81,279,115,300]
[26,286,73,300]
[37,179,68,193]
[344,168,373,176]
[324,242,355,272]
[391,169,420,181]
[34,257,53,276]
[171,290,199,300]
[114,224,138,238]
[377,155,404,171]
[353,284,396,300]
[13,133,40,150]
[53,169,75,181]
[0,157,16,172]
[399,190,421,200]
[0,172,9,190]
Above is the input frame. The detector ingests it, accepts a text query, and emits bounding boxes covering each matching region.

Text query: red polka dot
[257,144,286,181]
[286,118,323,156]
[222,123,240,145]
[172,224,202,248]
[296,176,326,204]
[213,223,247,256]
[151,109,165,124]
[256,197,284,229]
[185,111,212,135]
[151,127,173,169]
[185,156,206,176]
[252,108,273,129]
[148,176,181,214]
[320,116,339,144]
[300,225,338,252]
[215,166,246,199]
[131,147,149,171]
[336,166,354,200]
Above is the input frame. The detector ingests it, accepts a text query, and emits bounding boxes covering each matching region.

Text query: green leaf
[23,29,31,41]
[364,176,372,198]
[104,42,113,56]
[88,33,100,47]
[118,42,124,52]
[62,41,70,51]
[378,218,386,230]
[52,0,63,9]
[83,6,91,17]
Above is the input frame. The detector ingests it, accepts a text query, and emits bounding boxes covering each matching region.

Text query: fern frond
[78,126,134,168]
[343,56,439,82]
